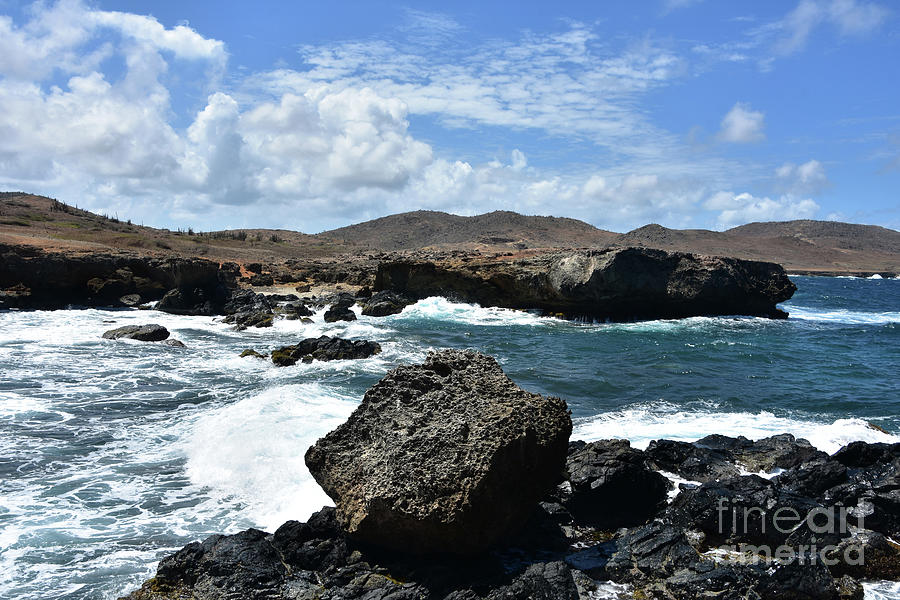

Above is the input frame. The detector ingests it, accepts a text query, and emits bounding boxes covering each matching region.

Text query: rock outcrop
[360,290,414,317]
[0,244,238,310]
[305,349,573,554]
[323,292,358,322]
[270,336,381,366]
[374,247,797,320]
[102,324,170,342]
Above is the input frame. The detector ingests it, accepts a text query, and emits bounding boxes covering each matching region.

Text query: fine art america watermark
[714,497,867,566]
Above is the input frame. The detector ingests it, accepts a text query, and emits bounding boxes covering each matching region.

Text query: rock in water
[271,335,381,366]
[305,349,572,554]
[374,247,796,320]
[360,290,413,317]
[102,324,170,341]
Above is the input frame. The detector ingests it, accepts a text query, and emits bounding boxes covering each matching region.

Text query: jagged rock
[374,247,796,321]
[277,301,314,319]
[645,438,741,482]
[239,349,267,359]
[833,441,900,468]
[694,433,825,473]
[773,458,849,498]
[305,350,572,554]
[566,522,700,583]
[0,244,235,310]
[162,339,186,348]
[324,292,358,322]
[248,273,274,286]
[223,310,274,330]
[271,336,381,366]
[220,290,275,329]
[667,474,820,547]
[102,324,170,342]
[565,439,670,528]
[361,290,413,317]
[119,293,142,306]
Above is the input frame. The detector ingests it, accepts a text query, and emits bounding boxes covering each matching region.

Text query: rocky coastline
[1,243,796,321]
[122,351,900,600]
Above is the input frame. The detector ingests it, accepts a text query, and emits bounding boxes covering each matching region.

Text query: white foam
[786,305,900,325]
[184,383,359,531]
[574,402,899,454]
[865,581,900,600]
[394,297,558,327]
[658,471,702,501]
[590,581,632,599]
[869,274,884,279]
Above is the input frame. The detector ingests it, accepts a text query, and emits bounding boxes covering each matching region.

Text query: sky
[0,0,898,233]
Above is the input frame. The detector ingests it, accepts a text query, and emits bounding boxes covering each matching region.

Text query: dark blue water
[0,275,897,599]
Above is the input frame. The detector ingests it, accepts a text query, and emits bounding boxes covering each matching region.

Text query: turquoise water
[0,275,897,599]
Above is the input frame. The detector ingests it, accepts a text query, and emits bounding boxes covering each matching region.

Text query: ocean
[0,275,898,599]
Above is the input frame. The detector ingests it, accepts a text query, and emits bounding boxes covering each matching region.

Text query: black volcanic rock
[374,247,796,321]
[565,439,670,528]
[270,336,381,366]
[0,244,236,310]
[102,324,170,342]
[304,350,572,554]
[361,290,414,317]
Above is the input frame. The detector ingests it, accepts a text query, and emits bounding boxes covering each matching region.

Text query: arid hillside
[319,210,619,250]
[1,192,898,274]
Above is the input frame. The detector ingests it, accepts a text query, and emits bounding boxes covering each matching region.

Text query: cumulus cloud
[775,159,830,194]
[0,1,843,233]
[717,103,766,143]
[706,191,819,229]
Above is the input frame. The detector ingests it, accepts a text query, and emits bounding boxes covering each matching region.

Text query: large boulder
[305,349,572,554]
[102,324,170,342]
[374,247,796,321]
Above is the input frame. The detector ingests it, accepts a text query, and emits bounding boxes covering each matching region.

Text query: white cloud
[717,103,766,143]
[706,191,819,229]
[246,25,687,163]
[764,0,889,56]
[775,159,830,194]
[510,149,527,171]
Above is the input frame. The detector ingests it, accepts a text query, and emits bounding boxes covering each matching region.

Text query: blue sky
[0,0,897,233]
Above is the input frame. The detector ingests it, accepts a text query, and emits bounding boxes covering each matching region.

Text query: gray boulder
[361,290,413,317]
[102,324,170,342]
[305,349,572,554]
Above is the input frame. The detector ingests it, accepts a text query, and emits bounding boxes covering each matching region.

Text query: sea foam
[574,402,900,454]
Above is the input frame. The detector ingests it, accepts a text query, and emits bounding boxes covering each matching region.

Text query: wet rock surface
[361,290,414,317]
[102,324,170,342]
[271,336,381,366]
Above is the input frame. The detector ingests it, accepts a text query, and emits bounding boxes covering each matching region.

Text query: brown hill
[1,192,897,275]
[0,192,347,263]
[318,210,618,250]
[615,220,900,275]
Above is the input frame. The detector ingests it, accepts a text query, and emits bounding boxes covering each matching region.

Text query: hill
[319,210,618,250]
[616,220,900,274]
[0,192,347,263]
[1,192,897,275]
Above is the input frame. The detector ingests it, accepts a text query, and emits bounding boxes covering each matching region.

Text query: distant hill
[615,220,900,274]
[1,192,897,274]
[319,210,618,250]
